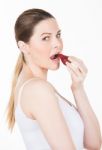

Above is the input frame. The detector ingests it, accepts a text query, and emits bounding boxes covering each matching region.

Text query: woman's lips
[50,53,71,65]
[58,54,71,65]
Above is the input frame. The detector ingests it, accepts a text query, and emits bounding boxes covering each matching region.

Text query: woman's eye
[42,36,50,41]
[57,33,61,38]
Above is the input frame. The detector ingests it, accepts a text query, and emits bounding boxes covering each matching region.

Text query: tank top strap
[15,78,38,109]
[54,89,78,111]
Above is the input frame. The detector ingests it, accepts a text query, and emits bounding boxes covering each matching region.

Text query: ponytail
[7,53,24,130]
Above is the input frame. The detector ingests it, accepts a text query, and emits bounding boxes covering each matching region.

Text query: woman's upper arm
[22,79,76,150]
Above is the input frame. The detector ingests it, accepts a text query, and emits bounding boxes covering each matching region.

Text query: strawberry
[58,54,71,65]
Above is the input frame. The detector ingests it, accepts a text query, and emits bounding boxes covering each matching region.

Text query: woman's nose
[52,38,63,50]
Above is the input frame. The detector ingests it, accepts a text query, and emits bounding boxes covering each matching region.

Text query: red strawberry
[58,54,71,65]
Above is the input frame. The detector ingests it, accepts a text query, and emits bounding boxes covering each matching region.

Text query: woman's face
[26,18,63,70]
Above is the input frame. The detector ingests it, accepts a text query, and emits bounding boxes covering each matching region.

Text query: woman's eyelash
[42,36,50,41]
[42,33,61,41]
[57,33,61,38]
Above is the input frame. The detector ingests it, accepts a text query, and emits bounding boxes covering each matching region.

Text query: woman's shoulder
[21,77,56,97]
[18,77,57,118]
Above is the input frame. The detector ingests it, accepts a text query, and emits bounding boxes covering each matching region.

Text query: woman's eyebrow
[57,29,61,34]
[40,32,51,36]
[40,29,61,36]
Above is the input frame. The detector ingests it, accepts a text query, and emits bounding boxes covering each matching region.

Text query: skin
[15,18,102,149]
[18,18,63,80]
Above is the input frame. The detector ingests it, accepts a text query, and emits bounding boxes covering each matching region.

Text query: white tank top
[15,79,84,150]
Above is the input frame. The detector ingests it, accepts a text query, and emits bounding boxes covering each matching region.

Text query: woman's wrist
[71,83,84,92]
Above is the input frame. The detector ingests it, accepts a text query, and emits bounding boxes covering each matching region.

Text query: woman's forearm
[66,56,102,149]
[71,85,102,149]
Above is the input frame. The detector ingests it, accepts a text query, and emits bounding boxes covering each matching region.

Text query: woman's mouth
[50,53,71,65]
[50,54,59,60]
[50,54,60,63]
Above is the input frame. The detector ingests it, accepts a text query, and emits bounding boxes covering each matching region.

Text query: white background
[0,0,102,149]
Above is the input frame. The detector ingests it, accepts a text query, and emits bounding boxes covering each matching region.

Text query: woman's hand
[66,56,88,90]
[66,56,102,149]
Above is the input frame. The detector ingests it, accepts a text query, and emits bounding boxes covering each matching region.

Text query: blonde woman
[7,8,101,150]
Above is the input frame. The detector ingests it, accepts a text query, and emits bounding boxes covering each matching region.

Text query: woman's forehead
[34,18,60,35]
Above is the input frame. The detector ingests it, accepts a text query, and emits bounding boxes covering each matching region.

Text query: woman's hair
[7,8,54,130]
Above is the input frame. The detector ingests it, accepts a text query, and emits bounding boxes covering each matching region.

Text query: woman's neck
[21,62,48,81]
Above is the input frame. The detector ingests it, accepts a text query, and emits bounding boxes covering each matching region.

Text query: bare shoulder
[20,78,57,110]
[22,78,55,96]
[20,78,75,149]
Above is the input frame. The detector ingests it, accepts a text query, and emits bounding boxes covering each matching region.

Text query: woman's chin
[50,62,60,70]
[48,58,60,70]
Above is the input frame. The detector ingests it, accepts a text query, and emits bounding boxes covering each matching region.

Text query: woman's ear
[17,41,30,54]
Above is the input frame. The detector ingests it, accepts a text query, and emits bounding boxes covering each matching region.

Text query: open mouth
[50,53,71,65]
[50,54,59,60]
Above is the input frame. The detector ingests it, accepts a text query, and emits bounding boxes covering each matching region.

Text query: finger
[67,58,88,75]
[80,63,88,74]
[66,65,84,82]
[66,62,82,77]
[68,56,82,63]
[68,56,88,72]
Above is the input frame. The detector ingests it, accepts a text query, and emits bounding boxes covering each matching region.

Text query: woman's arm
[21,79,76,150]
[71,85,102,150]
[66,56,102,150]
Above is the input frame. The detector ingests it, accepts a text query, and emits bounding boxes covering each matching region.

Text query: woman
[7,8,101,150]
